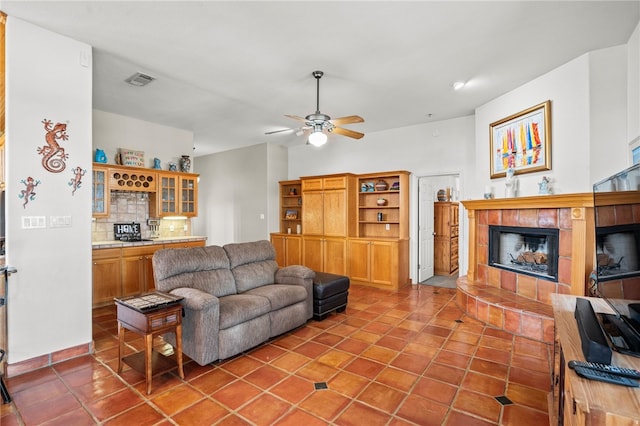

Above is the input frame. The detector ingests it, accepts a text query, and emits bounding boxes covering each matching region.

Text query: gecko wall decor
[69,166,86,195]
[37,118,69,173]
[19,176,40,209]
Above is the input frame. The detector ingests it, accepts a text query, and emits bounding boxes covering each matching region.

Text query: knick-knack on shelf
[505,167,517,198]
[180,155,191,173]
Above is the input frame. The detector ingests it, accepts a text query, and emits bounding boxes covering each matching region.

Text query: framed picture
[629,135,640,165]
[284,209,298,220]
[489,100,551,178]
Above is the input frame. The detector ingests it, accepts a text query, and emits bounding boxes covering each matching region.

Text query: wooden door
[121,255,144,297]
[323,189,347,236]
[285,236,302,266]
[371,241,395,286]
[159,174,178,216]
[93,255,121,306]
[271,234,286,266]
[348,239,371,282]
[324,237,347,275]
[179,175,197,216]
[302,235,323,271]
[302,191,324,235]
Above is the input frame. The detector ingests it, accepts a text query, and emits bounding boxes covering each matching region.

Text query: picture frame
[284,209,298,220]
[629,135,640,165]
[489,100,551,178]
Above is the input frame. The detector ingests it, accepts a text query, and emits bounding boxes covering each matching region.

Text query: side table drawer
[148,308,181,331]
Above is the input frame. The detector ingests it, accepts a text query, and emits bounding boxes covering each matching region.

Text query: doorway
[417,173,461,285]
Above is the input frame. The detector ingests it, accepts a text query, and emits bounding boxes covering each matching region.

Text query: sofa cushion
[153,246,236,297]
[218,294,271,330]
[245,284,308,311]
[223,240,279,293]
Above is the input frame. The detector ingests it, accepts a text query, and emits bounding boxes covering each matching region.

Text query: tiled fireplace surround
[456,194,596,345]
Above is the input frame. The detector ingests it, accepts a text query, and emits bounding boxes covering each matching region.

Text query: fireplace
[596,224,640,281]
[489,225,559,282]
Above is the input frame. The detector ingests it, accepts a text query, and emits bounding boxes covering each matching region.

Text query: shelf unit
[278,180,302,234]
[357,171,409,239]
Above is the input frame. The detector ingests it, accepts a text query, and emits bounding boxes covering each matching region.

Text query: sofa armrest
[275,265,315,320]
[275,265,315,283]
[168,287,221,365]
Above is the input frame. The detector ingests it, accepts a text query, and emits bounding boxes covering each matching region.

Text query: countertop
[92,236,207,249]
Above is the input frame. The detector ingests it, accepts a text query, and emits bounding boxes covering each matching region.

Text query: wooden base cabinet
[302,236,347,275]
[92,248,122,306]
[270,234,302,267]
[348,238,409,290]
[122,246,163,295]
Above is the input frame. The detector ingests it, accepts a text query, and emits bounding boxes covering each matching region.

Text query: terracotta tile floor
[1,284,552,425]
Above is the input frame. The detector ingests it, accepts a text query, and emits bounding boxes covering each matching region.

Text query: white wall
[475,47,628,198]
[5,17,93,363]
[192,143,287,245]
[93,109,193,170]
[628,21,640,146]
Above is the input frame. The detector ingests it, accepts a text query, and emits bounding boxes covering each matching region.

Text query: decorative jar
[375,180,388,191]
[377,198,387,206]
[180,155,191,173]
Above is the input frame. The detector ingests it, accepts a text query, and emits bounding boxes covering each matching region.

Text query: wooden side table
[116,293,184,394]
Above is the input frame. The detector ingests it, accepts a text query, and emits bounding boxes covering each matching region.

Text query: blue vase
[94,149,107,163]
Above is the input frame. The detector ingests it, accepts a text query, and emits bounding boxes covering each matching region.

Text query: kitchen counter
[92,236,207,249]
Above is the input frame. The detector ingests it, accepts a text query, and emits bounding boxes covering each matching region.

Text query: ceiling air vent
[125,72,155,87]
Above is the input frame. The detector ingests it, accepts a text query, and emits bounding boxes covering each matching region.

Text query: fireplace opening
[489,225,559,282]
[596,224,640,281]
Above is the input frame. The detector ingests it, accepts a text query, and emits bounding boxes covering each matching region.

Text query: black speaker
[574,298,612,364]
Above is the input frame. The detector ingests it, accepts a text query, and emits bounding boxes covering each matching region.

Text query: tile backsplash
[92,192,191,241]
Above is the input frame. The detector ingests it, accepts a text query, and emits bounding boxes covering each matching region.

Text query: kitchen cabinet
[150,172,198,218]
[92,248,122,306]
[92,240,205,307]
[271,234,302,267]
[348,238,409,289]
[92,165,109,217]
[162,240,205,250]
[434,201,459,275]
[122,245,162,295]
[302,235,347,275]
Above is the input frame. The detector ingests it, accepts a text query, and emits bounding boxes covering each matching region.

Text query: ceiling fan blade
[265,128,294,135]
[330,115,364,126]
[332,127,365,140]
[285,114,308,122]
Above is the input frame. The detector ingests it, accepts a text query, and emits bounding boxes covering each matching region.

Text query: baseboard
[6,341,94,377]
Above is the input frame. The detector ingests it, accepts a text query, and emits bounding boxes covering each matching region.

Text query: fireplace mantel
[462,193,595,296]
[462,193,593,210]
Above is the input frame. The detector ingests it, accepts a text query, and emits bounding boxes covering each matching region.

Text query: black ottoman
[313,271,350,321]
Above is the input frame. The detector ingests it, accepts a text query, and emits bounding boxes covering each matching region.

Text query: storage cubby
[278,180,302,234]
[357,172,409,239]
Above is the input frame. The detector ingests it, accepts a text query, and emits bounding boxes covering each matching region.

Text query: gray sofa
[152,240,315,365]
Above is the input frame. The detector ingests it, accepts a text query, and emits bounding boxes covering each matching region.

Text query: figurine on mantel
[505,167,517,198]
[538,176,552,194]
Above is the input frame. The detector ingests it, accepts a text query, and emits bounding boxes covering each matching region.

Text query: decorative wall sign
[489,101,551,178]
[69,166,86,195]
[37,118,69,173]
[19,176,40,208]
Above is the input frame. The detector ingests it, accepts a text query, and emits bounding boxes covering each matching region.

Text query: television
[586,162,640,358]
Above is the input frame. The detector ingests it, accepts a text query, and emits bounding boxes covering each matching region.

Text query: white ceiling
[2,1,639,157]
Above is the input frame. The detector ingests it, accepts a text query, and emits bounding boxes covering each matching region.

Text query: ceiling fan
[266,71,365,146]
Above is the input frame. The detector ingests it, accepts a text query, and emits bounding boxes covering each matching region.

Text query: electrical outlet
[183,224,188,231]
[386,224,390,231]
[169,224,175,231]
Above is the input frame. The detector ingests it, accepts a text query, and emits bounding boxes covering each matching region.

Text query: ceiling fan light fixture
[308,130,327,147]
[452,81,466,91]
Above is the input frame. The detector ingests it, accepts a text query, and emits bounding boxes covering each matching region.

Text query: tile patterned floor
[1,284,552,425]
